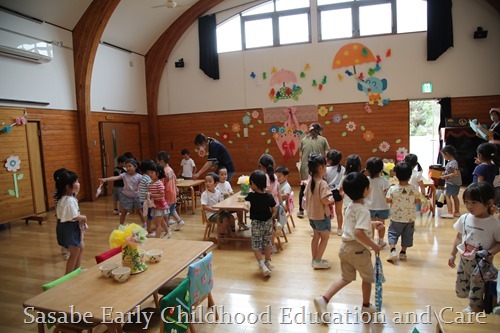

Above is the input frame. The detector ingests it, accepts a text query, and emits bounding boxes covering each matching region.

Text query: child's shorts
[332,189,343,202]
[445,183,460,196]
[251,218,273,251]
[309,215,331,232]
[56,221,81,247]
[168,203,178,216]
[370,209,390,220]
[112,186,123,201]
[151,208,169,217]
[338,241,373,283]
[120,194,142,210]
[388,221,415,247]
[207,213,218,222]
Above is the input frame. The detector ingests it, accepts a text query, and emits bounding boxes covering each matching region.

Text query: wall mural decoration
[269,69,303,103]
[0,111,28,134]
[4,155,23,198]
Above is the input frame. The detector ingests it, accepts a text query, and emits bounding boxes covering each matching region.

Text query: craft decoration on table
[268,69,303,103]
[5,155,23,198]
[0,111,28,134]
[109,223,148,274]
[237,175,250,196]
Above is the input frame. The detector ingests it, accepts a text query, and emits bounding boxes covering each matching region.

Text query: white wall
[161,0,500,115]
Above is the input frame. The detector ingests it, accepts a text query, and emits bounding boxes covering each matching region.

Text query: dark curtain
[437,97,452,164]
[199,14,219,80]
[427,0,454,61]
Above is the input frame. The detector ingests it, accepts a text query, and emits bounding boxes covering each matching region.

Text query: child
[245,170,277,277]
[100,158,146,226]
[365,157,389,247]
[139,160,155,236]
[342,154,362,210]
[179,148,196,179]
[314,172,383,323]
[259,154,282,233]
[217,167,246,230]
[200,173,236,237]
[440,145,462,218]
[157,151,186,231]
[112,155,127,215]
[53,168,70,260]
[473,143,499,184]
[386,162,421,262]
[55,170,88,274]
[146,162,172,239]
[276,166,292,204]
[305,153,335,269]
[448,182,500,312]
[326,150,345,236]
[404,153,426,197]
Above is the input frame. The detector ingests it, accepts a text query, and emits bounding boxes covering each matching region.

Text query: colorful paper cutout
[317,106,328,117]
[346,121,356,132]
[300,72,305,78]
[312,80,317,87]
[333,43,376,74]
[263,105,318,123]
[263,72,267,80]
[304,64,310,71]
[365,103,372,113]
[252,110,260,119]
[272,67,277,73]
[386,49,392,58]
[379,141,390,152]
[333,114,342,124]
[250,72,256,79]
[338,74,343,81]
[1,111,28,134]
[269,69,303,102]
[357,77,389,106]
[363,130,375,142]
[5,155,23,198]
[231,123,241,133]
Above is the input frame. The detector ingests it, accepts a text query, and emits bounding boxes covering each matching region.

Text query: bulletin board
[0,108,35,223]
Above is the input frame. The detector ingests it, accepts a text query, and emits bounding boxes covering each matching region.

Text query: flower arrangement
[237,175,250,195]
[109,223,148,274]
[383,159,395,180]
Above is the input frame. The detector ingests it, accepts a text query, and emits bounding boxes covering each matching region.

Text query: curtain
[427,0,454,61]
[437,97,452,163]
[198,14,219,80]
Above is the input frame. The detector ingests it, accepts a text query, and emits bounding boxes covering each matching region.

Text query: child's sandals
[238,222,249,231]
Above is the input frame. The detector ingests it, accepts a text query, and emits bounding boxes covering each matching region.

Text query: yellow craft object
[109,223,147,249]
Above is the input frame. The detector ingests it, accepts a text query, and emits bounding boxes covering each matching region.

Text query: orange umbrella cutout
[270,69,297,87]
[332,43,376,74]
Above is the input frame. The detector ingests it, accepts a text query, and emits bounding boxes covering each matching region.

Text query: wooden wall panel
[452,95,500,125]
[158,101,410,185]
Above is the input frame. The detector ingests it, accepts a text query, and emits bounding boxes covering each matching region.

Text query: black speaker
[174,58,184,68]
[474,27,488,39]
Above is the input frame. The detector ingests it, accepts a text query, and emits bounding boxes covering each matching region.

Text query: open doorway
[409,99,441,177]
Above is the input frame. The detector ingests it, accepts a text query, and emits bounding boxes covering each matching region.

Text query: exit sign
[422,82,433,93]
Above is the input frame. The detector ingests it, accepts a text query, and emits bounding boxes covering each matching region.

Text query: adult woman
[297,123,330,218]
[488,108,500,146]
[193,133,235,181]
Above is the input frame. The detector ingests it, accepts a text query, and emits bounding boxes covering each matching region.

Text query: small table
[24,239,213,333]
[213,192,250,249]
[176,179,205,214]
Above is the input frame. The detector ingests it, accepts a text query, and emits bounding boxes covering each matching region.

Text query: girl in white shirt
[365,157,389,247]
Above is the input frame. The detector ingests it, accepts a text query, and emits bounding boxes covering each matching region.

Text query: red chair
[94,247,121,264]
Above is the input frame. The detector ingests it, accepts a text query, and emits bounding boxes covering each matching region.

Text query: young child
[276,166,292,204]
[112,155,127,215]
[259,154,282,233]
[473,143,499,184]
[342,154,362,210]
[440,145,462,218]
[157,151,186,231]
[217,167,246,230]
[139,159,157,236]
[386,162,421,262]
[448,181,500,312]
[305,153,335,269]
[314,172,383,323]
[55,170,88,274]
[365,157,389,247]
[200,173,236,237]
[179,148,196,179]
[146,162,172,239]
[404,153,426,197]
[326,150,345,236]
[53,168,70,260]
[245,170,277,277]
[100,158,146,226]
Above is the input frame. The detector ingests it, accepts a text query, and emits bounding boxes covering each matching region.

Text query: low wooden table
[24,239,213,333]
[176,179,205,214]
[213,192,251,249]
[435,308,500,333]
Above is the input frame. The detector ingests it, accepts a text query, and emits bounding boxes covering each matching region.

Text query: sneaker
[161,231,172,239]
[440,213,454,219]
[399,252,407,260]
[264,260,272,271]
[113,209,119,215]
[173,220,185,231]
[378,240,387,248]
[314,297,330,324]
[297,210,304,218]
[387,251,399,262]
[454,213,461,217]
[312,259,331,269]
[147,231,156,238]
[336,228,343,236]
[463,306,473,313]
[260,264,271,277]
[361,304,379,314]
[168,218,176,225]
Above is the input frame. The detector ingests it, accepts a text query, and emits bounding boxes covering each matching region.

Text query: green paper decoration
[228,140,233,144]
[396,139,401,143]
[300,72,305,78]
[249,125,254,128]
[261,132,266,136]
[361,125,366,131]
[368,68,375,76]
[343,114,349,119]
[362,47,369,56]
[329,106,334,111]
[263,72,267,80]
[237,133,240,138]
[325,121,331,125]
[215,132,220,136]
[266,139,271,144]
[372,148,378,152]
[258,120,262,124]
[265,148,270,153]
[322,76,327,85]
[312,80,317,87]
[341,132,347,137]
[224,124,228,128]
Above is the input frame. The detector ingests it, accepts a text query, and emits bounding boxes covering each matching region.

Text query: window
[216,16,242,53]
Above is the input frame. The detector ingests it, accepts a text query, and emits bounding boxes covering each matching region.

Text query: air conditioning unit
[0,30,53,63]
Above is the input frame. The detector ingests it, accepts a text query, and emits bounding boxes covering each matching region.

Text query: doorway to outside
[409,99,441,177]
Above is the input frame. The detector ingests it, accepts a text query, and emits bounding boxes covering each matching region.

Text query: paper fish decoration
[263,72,267,80]
[250,72,256,79]
[312,80,317,87]
[337,74,343,81]
[271,67,277,73]
[304,64,310,71]
[319,84,323,91]
[386,49,392,58]
[368,68,375,76]
[376,55,382,64]
[358,73,364,80]
[345,70,353,76]
[300,71,306,78]
[321,76,327,85]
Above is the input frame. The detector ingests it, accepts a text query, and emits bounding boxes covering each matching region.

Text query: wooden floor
[1,189,498,333]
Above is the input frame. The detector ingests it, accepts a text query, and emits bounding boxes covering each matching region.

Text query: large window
[217,0,426,53]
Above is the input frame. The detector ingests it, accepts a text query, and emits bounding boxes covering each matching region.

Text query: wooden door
[99,122,141,195]
[26,122,46,214]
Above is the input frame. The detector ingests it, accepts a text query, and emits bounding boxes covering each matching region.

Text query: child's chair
[160,277,191,333]
[201,206,217,241]
[42,268,100,333]
[286,191,296,230]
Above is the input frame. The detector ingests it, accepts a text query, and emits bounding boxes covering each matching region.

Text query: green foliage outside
[409,100,441,136]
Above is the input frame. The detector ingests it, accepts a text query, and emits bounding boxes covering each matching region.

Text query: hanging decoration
[1,111,28,134]
[5,155,23,198]
[273,107,305,161]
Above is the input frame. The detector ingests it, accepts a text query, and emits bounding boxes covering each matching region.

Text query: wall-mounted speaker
[473,27,488,39]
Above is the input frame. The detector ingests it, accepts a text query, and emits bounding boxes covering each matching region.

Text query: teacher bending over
[193,133,235,181]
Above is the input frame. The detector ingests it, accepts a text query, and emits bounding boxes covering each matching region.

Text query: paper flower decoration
[231,123,241,133]
[317,106,328,117]
[269,125,279,135]
[363,130,375,142]
[5,155,21,172]
[346,121,356,132]
[333,114,342,124]
[242,115,251,125]
[379,141,390,152]
[109,223,148,248]
[252,110,260,119]
[197,147,206,157]
[396,147,408,156]
[221,132,230,141]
